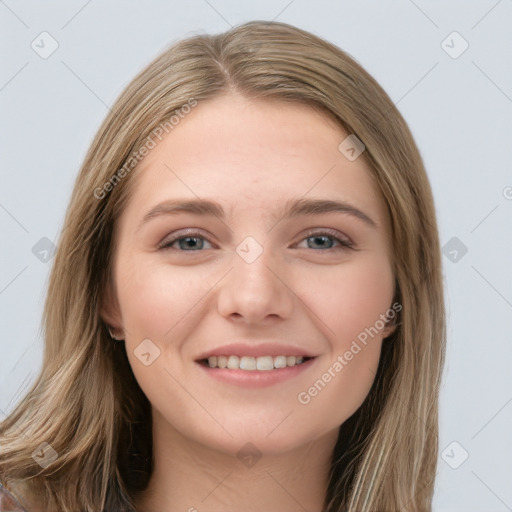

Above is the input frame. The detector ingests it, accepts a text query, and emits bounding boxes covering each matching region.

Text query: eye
[157,228,354,252]
[158,231,214,251]
[295,229,354,251]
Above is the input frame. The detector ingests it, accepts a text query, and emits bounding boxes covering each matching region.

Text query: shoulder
[0,481,29,512]
[0,480,42,512]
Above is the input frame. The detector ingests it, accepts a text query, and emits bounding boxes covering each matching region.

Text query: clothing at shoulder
[0,482,29,512]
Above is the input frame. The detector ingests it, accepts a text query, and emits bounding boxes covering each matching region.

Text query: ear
[381,319,398,340]
[100,277,124,338]
[381,282,401,340]
[381,300,401,340]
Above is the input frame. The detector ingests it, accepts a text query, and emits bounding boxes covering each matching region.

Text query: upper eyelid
[157,229,216,249]
[294,230,355,250]
[299,227,353,243]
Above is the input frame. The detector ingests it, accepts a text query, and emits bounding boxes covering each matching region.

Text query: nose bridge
[217,238,294,322]
[234,246,276,292]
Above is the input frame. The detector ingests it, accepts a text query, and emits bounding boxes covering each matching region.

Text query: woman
[0,21,445,511]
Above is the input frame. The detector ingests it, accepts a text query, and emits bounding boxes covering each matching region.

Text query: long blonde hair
[0,21,445,511]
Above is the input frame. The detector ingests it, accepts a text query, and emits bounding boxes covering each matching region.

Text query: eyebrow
[138,197,377,230]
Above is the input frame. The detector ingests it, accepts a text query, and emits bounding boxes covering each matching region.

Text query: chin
[195,421,330,459]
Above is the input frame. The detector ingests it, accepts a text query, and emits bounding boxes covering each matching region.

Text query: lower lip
[196,358,316,388]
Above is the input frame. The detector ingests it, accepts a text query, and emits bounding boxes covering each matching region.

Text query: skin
[102,93,396,512]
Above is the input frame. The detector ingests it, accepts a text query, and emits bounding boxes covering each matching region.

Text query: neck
[134,411,338,512]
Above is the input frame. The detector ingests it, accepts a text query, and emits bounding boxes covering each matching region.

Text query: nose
[217,248,295,325]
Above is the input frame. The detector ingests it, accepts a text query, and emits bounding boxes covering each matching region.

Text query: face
[104,93,396,456]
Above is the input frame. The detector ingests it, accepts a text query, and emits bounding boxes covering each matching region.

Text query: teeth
[256,356,273,370]
[273,355,287,369]
[241,356,257,370]
[206,355,307,370]
[227,355,239,369]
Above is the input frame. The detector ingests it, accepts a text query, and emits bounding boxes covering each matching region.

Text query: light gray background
[1,1,511,510]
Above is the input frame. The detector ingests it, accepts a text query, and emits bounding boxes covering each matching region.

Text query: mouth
[194,342,318,387]
[198,355,314,371]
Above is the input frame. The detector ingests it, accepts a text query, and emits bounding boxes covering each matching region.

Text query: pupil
[180,237,202,250]
[309,235,333,249]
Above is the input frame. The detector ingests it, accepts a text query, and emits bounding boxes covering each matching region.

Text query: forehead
[122,93,387,228]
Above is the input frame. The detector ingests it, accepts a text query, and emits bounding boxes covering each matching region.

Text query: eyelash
[157,228,355,252]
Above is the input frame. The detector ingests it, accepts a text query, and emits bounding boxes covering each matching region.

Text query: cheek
[296,343,383,428]
[114,258,215,412]
[294,257,394,420]
[302,256,395,346]
[115,256,213,339]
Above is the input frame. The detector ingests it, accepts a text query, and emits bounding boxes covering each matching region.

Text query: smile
[202,355,311,371]
[196,355,316,388]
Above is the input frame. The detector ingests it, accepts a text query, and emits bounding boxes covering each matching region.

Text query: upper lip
[195,342,317,360]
